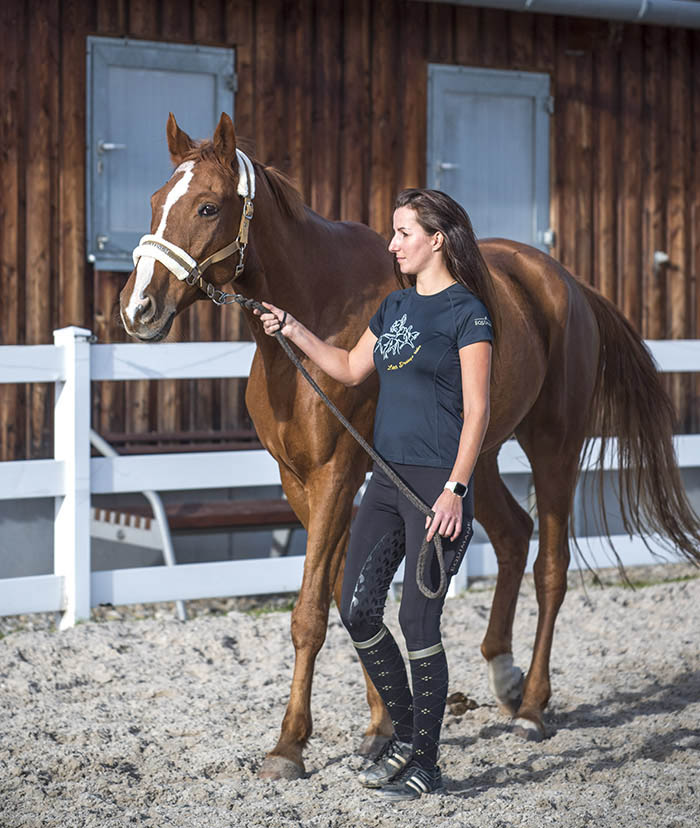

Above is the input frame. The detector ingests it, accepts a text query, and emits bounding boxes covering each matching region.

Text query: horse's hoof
[511,717,545,741]
[258,755,305,780]
[358,731,390,757]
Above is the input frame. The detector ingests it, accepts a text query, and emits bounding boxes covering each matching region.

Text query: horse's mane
[182,141,306,222]
[257,163,306,222]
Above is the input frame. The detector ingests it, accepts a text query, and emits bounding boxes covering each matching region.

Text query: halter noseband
[132,149,256,300]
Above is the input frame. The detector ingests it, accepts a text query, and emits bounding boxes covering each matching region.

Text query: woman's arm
[426,340,492,541]
[254,301,377,387]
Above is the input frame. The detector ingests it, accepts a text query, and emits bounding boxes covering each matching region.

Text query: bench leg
[269,527,294,557]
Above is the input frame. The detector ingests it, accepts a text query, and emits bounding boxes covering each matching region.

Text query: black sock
[353,625,413,744]
[408,642,448,769]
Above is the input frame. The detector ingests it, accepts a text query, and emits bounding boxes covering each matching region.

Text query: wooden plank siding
[25,0,59,458]
[692,30,700,433]
[0,0,25,460]
[2,0,700,461]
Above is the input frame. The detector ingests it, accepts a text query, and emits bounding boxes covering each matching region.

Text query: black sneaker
[376,760,444,801]
[357,735,413,788]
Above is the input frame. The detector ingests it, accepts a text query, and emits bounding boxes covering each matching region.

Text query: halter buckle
[185,267,201,287]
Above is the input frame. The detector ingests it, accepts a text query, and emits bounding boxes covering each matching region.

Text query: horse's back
[479,238,581,326]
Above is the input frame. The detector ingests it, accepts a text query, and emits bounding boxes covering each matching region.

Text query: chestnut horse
[120,113,700,781]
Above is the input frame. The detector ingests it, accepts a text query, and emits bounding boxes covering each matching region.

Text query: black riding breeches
[339,462,475,652]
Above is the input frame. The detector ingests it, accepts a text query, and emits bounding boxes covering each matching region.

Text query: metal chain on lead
[200,282,448,600]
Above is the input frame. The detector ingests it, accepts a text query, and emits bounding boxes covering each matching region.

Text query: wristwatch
[444,480,468,498]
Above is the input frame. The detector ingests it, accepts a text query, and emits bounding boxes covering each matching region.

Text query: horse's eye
[198,203,219,217]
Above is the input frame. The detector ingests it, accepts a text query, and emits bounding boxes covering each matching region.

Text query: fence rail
[1,327,699,628]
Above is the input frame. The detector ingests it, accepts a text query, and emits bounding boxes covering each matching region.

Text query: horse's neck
[243,198,346,328]
[237,175,393,365]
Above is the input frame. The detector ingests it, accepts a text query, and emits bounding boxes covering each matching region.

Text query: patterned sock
[408,642,449,769]
[353,625,414,744]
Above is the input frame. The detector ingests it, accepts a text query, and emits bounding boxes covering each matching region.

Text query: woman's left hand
[425,489,463,542]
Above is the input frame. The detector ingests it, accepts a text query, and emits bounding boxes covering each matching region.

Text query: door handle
[437,161,459,171]
[97,140,127,153]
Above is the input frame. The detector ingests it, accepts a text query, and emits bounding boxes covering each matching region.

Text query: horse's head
[120,112,252,341]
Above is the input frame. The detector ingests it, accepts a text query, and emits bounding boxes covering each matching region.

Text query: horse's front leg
[509,452,575,741]
[258,467,357,780]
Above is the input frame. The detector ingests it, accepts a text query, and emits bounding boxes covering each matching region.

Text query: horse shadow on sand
[438,668,700,797]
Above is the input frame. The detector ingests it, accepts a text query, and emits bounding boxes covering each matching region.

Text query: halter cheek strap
[132,148,256,282]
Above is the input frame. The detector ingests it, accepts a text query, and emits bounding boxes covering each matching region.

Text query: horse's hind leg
[509,423,581,740]
[474,450,534,714]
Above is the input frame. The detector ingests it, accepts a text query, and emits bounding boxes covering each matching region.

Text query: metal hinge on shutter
[225,73,238,92]
[544,96,554,115]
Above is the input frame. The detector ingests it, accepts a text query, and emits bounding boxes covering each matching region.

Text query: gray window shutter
[86,37,235,271]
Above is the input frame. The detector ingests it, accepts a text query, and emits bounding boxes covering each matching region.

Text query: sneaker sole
[358,777,389,789]
[378,785,445,802]
[357,767,407,789]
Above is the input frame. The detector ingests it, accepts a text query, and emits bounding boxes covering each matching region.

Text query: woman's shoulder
[387,286,413,299]
[376,286,412,309]
[370,287,412,333]
[448,283,490,318]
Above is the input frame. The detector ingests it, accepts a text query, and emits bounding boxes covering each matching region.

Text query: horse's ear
[213,112,237,163]
[166,113,195,164]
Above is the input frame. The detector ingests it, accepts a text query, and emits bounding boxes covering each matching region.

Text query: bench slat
[122,499,304,530]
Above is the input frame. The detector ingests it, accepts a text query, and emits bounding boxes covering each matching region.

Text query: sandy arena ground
[0,563,698,828]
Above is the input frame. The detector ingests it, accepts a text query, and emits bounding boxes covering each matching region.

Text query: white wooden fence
[1,326,699,628]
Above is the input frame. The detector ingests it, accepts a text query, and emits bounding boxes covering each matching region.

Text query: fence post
[53,326,93,629]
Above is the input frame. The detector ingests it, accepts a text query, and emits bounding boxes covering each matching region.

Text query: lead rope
[208,289,447,599]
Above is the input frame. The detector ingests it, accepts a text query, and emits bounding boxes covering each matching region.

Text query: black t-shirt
[369,283,493,468]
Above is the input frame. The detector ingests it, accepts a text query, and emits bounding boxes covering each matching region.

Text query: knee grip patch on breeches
[345,526,405,638]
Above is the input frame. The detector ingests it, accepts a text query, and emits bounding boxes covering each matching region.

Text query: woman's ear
[432,231,444,251]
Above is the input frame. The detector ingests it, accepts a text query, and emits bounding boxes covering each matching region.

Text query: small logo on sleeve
[474,316,492,327]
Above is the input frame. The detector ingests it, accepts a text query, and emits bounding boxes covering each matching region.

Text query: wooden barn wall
[1,0,700,461]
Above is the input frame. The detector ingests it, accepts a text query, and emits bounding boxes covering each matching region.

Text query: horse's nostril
[135,295,155,323]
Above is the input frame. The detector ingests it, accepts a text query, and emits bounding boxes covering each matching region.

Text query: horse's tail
[579,281,700,566]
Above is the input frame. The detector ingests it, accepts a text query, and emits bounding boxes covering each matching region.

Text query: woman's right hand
[253,302,295,337]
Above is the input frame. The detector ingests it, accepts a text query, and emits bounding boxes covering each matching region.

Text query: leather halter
[132,149,256,292]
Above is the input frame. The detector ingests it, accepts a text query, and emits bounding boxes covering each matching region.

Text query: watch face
[454,482,467,498]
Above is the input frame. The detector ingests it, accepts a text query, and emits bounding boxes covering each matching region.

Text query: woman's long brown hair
[393,188,500,341]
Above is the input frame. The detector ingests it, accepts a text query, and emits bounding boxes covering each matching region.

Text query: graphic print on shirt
[374,314,421,361]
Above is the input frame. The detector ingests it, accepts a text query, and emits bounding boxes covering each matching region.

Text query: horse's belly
[483,330,548,452]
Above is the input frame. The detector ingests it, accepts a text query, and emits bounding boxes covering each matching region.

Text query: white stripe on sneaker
[406,776,429,794]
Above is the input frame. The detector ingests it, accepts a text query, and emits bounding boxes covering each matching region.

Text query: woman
[255,189,495,800]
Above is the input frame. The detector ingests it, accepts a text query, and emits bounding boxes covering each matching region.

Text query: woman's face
[388,206,440,275]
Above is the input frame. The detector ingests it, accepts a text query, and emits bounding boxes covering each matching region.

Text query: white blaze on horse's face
[123,160,196,325]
